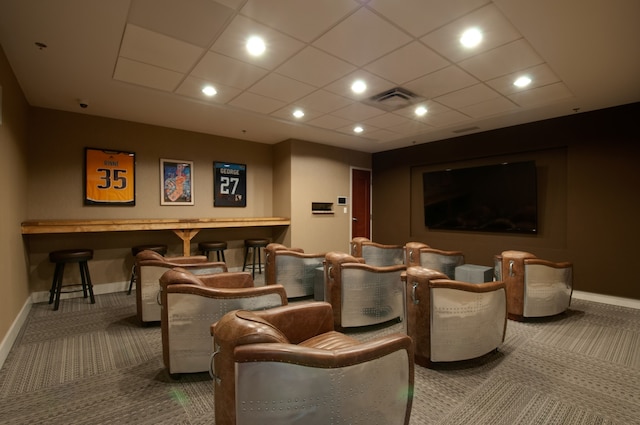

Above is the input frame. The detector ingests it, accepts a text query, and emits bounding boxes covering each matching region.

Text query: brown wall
[372,103,640,300]
[0,45,30,348]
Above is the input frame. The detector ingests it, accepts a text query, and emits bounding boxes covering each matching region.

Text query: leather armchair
[159,268,287,377]
[265,243,325,299]
[350,237,405,266]
[495,250,573,320]
[325,251,406,330]
[405,241,464,279]
[403,266,507,367]
[135,250,227,323]
[211,302,414,425]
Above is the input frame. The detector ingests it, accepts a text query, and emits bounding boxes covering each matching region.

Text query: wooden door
[351,168,371,239]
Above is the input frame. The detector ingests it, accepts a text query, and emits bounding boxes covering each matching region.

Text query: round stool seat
[49,249,93,263]
[131,244,168,257]
[244,239,269,248]
[198,241,227,251]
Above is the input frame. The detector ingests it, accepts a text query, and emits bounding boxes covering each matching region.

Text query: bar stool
[242,238,269,278]
[127,244,168,295]
[49,249,95,311]
[198,241,227,262]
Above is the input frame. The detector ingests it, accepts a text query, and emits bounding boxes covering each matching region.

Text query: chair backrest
[159,268,287,375]
[325,251,405,329]
[211,303,414,425]
[135,251,227,323]
[495,250,572,319]
[350,237,405,266]
[404,266,506,365]
[265,243,325,298]
[405,242,464,278]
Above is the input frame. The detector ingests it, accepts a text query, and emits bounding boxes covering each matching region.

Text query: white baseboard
[0,298,32,370]
[572,290,640,310]
[30,281,129,304]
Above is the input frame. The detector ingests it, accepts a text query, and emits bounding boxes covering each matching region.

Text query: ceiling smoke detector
[363,87,426,112]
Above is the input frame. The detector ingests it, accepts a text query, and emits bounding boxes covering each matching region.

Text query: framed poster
[84,147,135,205]
[214,162,246,207]
[161,159,194,205]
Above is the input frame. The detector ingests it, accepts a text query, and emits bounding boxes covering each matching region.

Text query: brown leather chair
[402,266,507,367]
[264,243,326,299]
[495,250,573,321]
[135,250,227,323]
[159,268,287,377]
[405,241,465,279]
[211,302,414,425]
[325,251,406,330]
[350,237,405,266]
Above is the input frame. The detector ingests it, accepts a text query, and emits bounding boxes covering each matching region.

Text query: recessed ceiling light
[351,80,367,94]
[460,28,482,48]
[246,36,266,56]
[292,109,304,118]
[202,85,217,96]
[415,105,428,116]
[513,76,532,88]
[353,125,364,133]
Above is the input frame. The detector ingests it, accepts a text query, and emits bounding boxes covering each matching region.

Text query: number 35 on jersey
[85,148,135,205]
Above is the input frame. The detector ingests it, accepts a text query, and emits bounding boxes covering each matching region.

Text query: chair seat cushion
[299,331,361,351]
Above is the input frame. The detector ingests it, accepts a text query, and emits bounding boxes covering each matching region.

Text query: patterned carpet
[0,293,638,424]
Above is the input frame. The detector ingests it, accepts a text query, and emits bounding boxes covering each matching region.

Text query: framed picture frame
[84,147,136,206]
[160,158,194,205]
[214,162,246,207]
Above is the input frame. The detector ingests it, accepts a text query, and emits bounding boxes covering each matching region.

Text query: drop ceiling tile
[324,70,395,101]
[295,90,354,114]
[420,3,522,63]
[368,0,490,37]
[276,47,357,88]
[119,24,204,73]
[423,109,471,127]
[435,83,501,109]
[175,75,242,104]
[228,91,286,114]
[214,0,244,10]
[335,123,378,137]
[128,0,234,47]
[210,15,304,70]
[241,0,358,43]
[270,105,325,122]
[190,52,268,89]
[248,73,316,103]
[387,119,432,135]
[313,8,412,67]
[365,42,450,85]
[366,128,402,142]
[487,63,561,96]
[113,57,183,91]
[393,100,451,119]
[308,114,354,130]
[404,66,478,99]
[459,95,518,118]
[362,112,413,128]
[331,102,385,121]
[459,39,543,81]
[508,82,573,107]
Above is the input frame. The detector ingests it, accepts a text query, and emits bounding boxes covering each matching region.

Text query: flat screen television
[422,161,538,234]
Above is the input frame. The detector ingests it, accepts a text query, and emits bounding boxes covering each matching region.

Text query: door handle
[352,217,358,221]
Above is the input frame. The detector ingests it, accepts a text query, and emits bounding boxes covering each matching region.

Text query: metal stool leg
[80,261,95,304]
[53,263,65,311]
[49,263,63,305]
[127,264,136,295]
[243,246,249,271]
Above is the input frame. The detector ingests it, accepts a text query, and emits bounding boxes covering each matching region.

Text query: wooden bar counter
[21,217,290,256]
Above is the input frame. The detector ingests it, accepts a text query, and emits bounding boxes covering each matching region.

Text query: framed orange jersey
[84,148,136,205]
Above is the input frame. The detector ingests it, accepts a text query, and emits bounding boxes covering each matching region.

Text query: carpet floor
[0,293,638,424]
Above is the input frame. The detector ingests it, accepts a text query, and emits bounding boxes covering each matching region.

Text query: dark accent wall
[372,102,640,300]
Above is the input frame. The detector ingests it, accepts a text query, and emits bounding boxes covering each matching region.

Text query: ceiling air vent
[363,87,426,112]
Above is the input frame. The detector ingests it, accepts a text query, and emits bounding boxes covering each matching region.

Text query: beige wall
[288,139,370,253]
[0,45,30,349]
[22,108,370,296]
[372,104,640,300]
